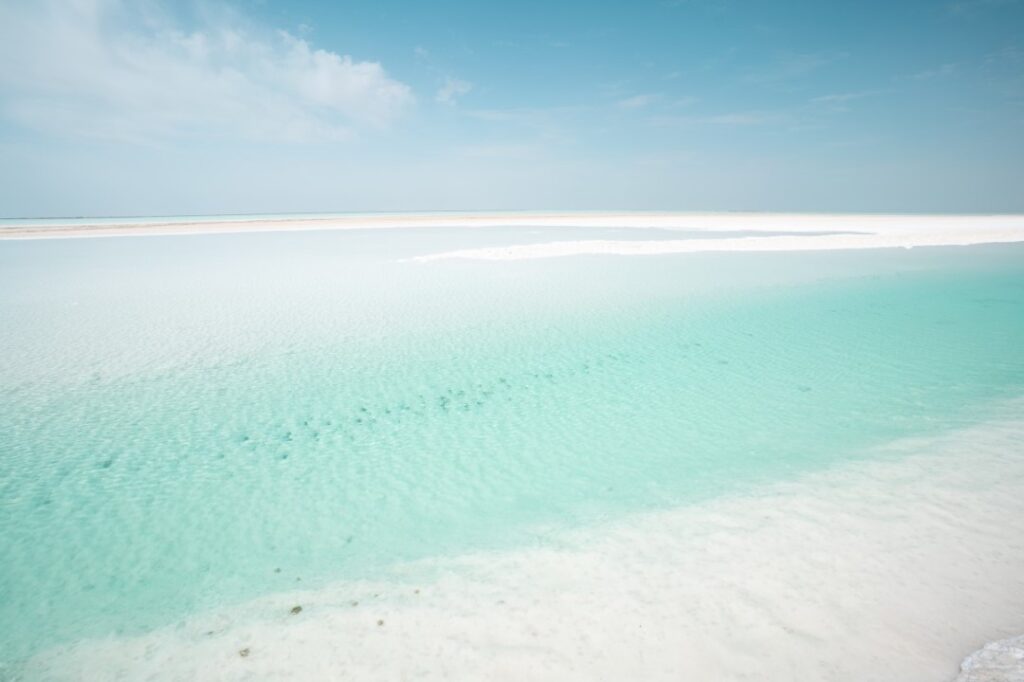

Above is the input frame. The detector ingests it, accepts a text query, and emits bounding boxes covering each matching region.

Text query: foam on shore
[18,401,1024,682]
[957,635,1024,682]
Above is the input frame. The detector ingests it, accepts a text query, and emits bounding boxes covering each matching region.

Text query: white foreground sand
[3,212,1024,258]
[21,401,1024,681]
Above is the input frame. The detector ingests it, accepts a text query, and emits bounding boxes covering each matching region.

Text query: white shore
[3,212,1024,258]
[21,402,1024,681]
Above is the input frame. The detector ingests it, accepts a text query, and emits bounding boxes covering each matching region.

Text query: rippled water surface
[1,229,1023,670]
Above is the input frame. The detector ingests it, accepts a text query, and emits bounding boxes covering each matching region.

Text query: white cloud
[435,77,473,105]
[0,0,414,143]
[279,33,413,126]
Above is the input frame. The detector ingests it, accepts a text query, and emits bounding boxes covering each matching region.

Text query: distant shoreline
[3,212,1024,251]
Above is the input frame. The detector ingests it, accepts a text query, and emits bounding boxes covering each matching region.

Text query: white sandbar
[403,213,1024,260]
[3,212,1024,258]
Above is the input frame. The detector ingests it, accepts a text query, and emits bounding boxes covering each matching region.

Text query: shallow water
[20,406,1024,682]
[1,228,1023,676]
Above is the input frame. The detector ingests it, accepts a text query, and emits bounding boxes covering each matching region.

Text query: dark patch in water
[236,350,635,456]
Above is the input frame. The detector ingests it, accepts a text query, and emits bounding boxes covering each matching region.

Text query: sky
[0,0,1022,217]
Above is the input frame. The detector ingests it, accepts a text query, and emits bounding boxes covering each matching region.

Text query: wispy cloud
[908,48,1023,99]
[493,33,576,50]
[912,63,959,80]
[465,106,586,126]
[985,45,1024,65]
[650,111,782,126]
[702,112,776,125]
[617,94,659,110]
[0,0,414,144]
[456,143,539,160]
[743,52,838,86]
[436,77,473,105]
[463,106,585,147]
[982,45,1024,100]
[812,90,884,104]
[946,0,1022,14]
[810,90,885,112]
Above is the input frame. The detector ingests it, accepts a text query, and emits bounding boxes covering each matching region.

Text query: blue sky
[0,0,1022,216]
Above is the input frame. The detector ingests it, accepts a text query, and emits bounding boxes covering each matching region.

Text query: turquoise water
[1,229,1023,669]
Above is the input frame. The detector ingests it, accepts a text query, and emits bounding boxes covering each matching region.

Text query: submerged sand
[19,402,1024,682]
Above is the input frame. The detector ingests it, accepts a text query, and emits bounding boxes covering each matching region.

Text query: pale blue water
[1,228,1023,671]
[0,209,686,228]
[0,209,613,229]
[0,211,411,228]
